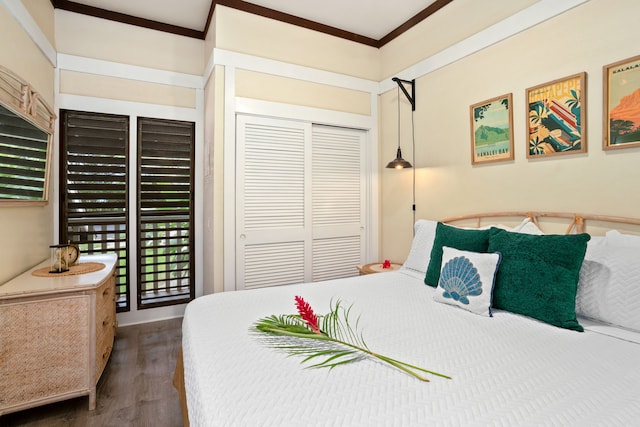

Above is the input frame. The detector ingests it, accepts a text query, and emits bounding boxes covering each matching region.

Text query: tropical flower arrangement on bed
[253,296,451,382]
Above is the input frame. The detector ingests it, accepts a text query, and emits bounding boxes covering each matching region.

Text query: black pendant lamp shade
[386,147,412,169]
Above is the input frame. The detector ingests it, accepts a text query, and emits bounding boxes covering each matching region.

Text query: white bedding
[182,270,640,426]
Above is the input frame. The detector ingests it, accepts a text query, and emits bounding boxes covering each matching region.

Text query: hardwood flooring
[1,317,184,427]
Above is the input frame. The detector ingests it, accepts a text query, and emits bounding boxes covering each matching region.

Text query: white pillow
[401,218,540,278]
[605,230,640,247]
[401,219,438,276]
[512,218,545,235]
[577,241,640,332]
[433,246,501,317]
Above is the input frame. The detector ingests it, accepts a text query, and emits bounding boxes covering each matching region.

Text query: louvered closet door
[311,125,364,281]
[236,116,366,290]
[236,115,311,290]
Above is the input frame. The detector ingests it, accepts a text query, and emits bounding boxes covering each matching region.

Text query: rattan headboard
[440,211,640,235]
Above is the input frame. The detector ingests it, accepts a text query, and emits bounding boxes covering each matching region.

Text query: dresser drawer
[95,274,116,380]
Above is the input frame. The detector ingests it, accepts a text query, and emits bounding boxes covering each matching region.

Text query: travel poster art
[604,54,640,150]
[470,93,513,164]
[527,72,586,158]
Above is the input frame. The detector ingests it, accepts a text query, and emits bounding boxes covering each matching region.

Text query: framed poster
[526,72,586,158]
[603,54,640,150]
[469,93,514,164]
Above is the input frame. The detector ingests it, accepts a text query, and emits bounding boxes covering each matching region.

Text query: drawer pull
[102,346,112,360]
[102,288,110,297]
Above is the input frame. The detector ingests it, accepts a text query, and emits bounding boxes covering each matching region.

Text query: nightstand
[357,262,402,275]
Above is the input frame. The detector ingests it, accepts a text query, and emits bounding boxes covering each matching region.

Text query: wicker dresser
[0,253,117,416]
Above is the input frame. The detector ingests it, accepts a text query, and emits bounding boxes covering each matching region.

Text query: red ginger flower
[295,296,320,333]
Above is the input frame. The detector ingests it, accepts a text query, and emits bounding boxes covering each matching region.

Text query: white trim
[235,97,373,129]
[212,48,379,93]
[366,91,380,262]
[194,87,205,299]
[57,93,199,121]
[117,305,186,327]
[57,54,204,89]
[1,0,56,66]
[127,113,139,321]
[52,64,61,245]
[223,65,237,292]
[380,0,590,92]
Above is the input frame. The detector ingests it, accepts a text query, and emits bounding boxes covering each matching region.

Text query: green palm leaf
[252,298,451,382]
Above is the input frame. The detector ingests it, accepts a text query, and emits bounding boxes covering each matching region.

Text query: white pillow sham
[433,246,501,317]
[401,217,541,277]
[577,240,640,332]
[401,219,438,277]
[605,230,640,247]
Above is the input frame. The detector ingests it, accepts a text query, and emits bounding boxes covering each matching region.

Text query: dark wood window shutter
[59,110,130,312]
[137,117,195,309]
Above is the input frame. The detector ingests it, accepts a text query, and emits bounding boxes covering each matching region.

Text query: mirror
[0,104,51,202]
[0,66,54,205]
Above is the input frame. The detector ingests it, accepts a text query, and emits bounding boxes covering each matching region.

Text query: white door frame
[224,98,379,292]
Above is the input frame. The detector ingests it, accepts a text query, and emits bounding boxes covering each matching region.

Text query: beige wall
[21,0,55,48]
[214,5,380,81]
[55,10,204,75]
[380,0,640,263]
[0,3,55,283]
[379,0,537,80]
[59,70,197,108]
[235,69,371,115]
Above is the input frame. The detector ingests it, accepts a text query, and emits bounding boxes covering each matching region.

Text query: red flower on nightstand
[382,259,391,269]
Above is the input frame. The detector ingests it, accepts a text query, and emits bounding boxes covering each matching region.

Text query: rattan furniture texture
[0,253,117,416]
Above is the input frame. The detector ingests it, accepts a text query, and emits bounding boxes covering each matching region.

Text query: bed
[175,212,640,426]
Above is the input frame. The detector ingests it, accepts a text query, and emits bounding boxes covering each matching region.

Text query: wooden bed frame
[173,211,640,426]
[441,211,640,234]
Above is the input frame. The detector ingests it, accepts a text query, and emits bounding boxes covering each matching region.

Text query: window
[60,111,195,311]
[59,110,130,311]
[137,117,195,308]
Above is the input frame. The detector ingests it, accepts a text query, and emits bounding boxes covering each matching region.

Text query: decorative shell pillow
[433,246,502,316]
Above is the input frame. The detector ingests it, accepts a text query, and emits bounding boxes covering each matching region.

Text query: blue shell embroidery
[439,256,483,305]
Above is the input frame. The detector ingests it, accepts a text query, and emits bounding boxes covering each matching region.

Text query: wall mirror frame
[0,65,55,206]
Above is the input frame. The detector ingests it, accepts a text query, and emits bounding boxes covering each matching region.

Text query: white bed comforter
[182,270,640,426]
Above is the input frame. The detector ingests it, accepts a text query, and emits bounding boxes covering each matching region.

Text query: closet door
[236,116,365,290]
[311,125,364,281]
[236,115,311,290]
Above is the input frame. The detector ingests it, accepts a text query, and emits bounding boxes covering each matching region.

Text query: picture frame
[526,72,586,158]
[603,54,640,150]
[469,93,514,164]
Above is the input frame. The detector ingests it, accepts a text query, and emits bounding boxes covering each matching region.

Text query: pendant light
[386,77,417,230]
[386,78,415,169]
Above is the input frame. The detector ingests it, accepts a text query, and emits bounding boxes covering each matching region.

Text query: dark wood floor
[1,317,184,427]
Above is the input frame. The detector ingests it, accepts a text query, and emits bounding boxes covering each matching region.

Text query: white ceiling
[67,0,440,40]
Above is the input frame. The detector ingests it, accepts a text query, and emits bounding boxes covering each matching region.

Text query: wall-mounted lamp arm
[392,77,415,111]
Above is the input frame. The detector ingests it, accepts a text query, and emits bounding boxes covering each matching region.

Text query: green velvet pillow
[424,223,491,287]
[487,228,590,331]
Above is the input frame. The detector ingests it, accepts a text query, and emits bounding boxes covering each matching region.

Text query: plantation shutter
[236,116,365,290]
[0,105,49,200]
[137,117,195,308]
[311,125,364,281]
[60,110,130,311]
